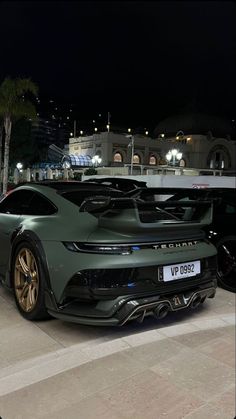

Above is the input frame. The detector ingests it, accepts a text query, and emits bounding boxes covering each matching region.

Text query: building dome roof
[154,113,233,138]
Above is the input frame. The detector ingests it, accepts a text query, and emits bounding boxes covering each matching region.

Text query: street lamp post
[16,162,23,171]
[14,162,23,185]
[92,155,102,167]
[127,130,134,175]
[166,149,182,166]
[130,136,134,175]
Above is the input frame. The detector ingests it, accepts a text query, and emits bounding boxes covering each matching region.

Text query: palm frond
[0,77,38,118]
[16,78,38,97]
[13,100,37,120]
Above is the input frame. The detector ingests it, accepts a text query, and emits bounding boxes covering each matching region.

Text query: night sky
[0,1,235,127]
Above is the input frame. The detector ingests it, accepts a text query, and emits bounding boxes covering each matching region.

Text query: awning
[62,154,92,167]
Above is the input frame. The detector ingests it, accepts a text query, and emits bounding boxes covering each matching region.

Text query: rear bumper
[45,279,217,326]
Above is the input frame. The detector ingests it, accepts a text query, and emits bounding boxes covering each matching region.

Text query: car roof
[10,182,125,202]
[85,177,147,185]
[13,181,122,192]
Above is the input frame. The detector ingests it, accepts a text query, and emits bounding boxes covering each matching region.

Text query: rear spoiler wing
[152,200,213,225]
[79,196,213,232]
[126,187,187,197]
[126,186,223,203]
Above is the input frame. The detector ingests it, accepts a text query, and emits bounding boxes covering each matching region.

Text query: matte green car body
[0,182,218,325]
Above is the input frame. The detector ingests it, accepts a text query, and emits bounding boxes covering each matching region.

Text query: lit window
[114,152,122,163]
[149,156,156,165]
[133,154,140,164]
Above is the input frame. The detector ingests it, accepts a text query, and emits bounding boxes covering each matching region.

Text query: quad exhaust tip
[190,294,203,309]
[121,287,216,325]
[153,292,208,320]
[153,303,169,319]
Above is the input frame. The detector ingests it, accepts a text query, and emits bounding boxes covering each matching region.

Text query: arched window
[179,159,186,167]
[133,154,140,164]
[207,146,231,169]
[113,152,123,163]
[149,155,157,165]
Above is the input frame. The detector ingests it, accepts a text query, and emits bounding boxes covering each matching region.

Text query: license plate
[163,260,201,282]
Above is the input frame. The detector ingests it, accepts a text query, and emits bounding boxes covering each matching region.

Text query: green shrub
[73,172,82,181]
[84,168,97,176]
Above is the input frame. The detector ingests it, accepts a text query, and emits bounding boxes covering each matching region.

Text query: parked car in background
[128,187,236,293]
[0,181,217,325]
[84,177,147,192]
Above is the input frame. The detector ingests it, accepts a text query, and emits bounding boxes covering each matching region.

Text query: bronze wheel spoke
[29,284,37,307]
[17,255,29,275]
[25,288,32,311]
[26,249,33,272]
[19,282,29,300]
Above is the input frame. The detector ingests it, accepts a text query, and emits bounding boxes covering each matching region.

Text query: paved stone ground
[0,286,235,419]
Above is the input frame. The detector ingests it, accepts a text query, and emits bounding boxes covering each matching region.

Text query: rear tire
[216,237,236,293]
[12,241,49,320]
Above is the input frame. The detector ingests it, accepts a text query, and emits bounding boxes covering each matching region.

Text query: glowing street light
[92,155,102,167]
[176,130,184,140]
[62,160,71,169]
[166,149,182,166]
[16,162,23,171]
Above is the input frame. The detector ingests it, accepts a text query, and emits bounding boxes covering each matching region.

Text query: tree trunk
[2,116,12,194]
[0,124,3,192]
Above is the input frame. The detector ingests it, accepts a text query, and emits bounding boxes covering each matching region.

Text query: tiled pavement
[0,286,235,419]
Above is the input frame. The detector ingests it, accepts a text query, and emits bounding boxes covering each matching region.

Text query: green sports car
[0,181,217,325]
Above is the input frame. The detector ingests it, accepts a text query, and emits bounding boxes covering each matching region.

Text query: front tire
[12,241,49,320]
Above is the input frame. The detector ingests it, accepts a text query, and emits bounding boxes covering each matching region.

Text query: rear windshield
[81,198,178,223]
[104,204,177,223]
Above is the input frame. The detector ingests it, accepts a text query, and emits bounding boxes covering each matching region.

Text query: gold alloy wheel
[14,248,39,312]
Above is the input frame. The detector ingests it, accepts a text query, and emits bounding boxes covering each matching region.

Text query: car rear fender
[9,230,53,292]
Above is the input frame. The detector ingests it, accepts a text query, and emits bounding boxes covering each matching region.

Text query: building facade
[68,113,236,171]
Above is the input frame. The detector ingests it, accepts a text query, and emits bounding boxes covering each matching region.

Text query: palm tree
[0,77,38,194]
